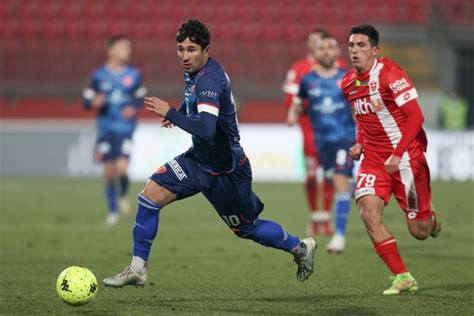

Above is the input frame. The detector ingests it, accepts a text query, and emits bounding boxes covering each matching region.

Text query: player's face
[307,32,323,54]
[315,38,338,68]
[348,34,379,73]
[177,38,210,74]
[108,39,132,64]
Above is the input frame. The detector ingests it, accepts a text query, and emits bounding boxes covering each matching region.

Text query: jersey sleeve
[132,71,147,107]
[195,74,223,117]
[283,63,300,107]
[82,71,100,108]
[384,66,418,107]
[297,76,308,100]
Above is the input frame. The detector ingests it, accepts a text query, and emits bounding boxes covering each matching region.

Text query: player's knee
[409,227,430,240]
[359,206,379,226]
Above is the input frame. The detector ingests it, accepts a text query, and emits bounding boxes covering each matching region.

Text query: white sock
[131,256,147,273]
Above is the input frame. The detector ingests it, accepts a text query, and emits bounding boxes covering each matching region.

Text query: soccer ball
[56,266,98,306]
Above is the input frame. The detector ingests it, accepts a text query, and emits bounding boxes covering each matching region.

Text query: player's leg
[299,116,320,233]
[103,160,119,225]
[309,142,331,236]
[327,143,354,253]
[203,156,317,282]
[95,133,120,225]
[116,136,133,215]
[355,163,417,295]
[103,154,200,288]
[393,155,440,240]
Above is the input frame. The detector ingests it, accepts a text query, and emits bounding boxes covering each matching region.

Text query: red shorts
[299,114,317,158]
[354,154,432,221]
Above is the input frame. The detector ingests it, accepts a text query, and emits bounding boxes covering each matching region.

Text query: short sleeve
[384,67,418,107]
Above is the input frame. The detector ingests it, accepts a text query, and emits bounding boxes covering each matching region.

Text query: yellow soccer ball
[56,266,98,306]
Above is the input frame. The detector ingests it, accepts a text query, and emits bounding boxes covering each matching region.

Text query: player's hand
[161,118,173,128]
[144,96,171,118]
[122,106,137,119]
[91,93,106,109]
[384,155,401,174]
[286,110,298,126]
[350,143,363,161]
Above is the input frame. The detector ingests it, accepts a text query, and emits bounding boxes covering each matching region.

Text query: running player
[341,24,441,295]
[283,29,346,236]
[103,19,317,288]
[83,36,147,226]
[288,34,355,253]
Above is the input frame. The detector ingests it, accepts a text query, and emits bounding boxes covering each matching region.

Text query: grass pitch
[1,178,473,315]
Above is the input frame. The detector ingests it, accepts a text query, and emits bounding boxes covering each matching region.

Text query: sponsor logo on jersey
[355,187,375,199]
[155,165,167,174]
[355,80,368,87]
[122,75,134,86]
[168,159,187,181]
[369,80,377,93]
[353,98,376,115]
[199,90,219,98]
[389,77,410,94]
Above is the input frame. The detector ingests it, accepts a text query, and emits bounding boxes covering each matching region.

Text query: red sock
[323,180,334,211]
[374,237,408,275]
[305,176,317,211]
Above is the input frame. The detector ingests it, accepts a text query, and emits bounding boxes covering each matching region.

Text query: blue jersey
[298,69,355,146]
[177,58,244,173]
[83,65,146,136]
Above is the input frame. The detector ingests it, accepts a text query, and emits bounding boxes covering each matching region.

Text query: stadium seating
[1,0,470,121]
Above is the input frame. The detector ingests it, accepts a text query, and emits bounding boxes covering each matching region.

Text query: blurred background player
[83,36,147,226]
[283,28,347,236]
[287,34,355,253]
[103,19,317,288]
[342,24,441,295]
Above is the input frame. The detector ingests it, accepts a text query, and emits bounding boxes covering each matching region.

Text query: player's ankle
[131,256,147,274]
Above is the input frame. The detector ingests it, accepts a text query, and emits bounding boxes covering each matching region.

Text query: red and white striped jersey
[283,55,317,109]
[341,57,427,163]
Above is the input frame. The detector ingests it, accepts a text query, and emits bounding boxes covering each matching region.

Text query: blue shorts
[150,151,264,232]
[317,139,354,177]
[95,131,133,162]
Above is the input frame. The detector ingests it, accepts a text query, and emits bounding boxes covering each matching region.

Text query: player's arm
[123,72,147,119]
[144,97,217,141]
[350,123,365,161]
[283,66,300,108]
[286,77,307,126]
[82,73,105,110]
[384,69,424,173]
[145,75,222,142]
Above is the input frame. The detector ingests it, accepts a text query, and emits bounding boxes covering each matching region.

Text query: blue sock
[133,193,161,261]
[238,219,300,252]
[334,192,351,235]
[105,183,117,214]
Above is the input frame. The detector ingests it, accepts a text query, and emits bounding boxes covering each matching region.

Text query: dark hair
[320,33,336,41]
[107,35,129,48]
[176,19,211,49]
[350,24,379,47]
[311,28,329,36]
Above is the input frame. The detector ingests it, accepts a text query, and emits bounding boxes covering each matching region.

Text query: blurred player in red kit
[283,28,347,236]
[341,24,441,295]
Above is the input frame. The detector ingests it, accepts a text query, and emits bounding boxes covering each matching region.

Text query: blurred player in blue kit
[103,19,317,287]
[287,34,355,253]
[83,36,147,226]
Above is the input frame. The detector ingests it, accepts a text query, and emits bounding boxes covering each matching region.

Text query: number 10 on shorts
[221,215,240,227]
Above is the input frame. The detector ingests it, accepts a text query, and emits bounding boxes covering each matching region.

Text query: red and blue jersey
[166,58,244,173]
[83,65,146,136]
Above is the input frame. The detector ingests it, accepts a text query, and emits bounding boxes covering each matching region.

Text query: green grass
[1,178,473,315]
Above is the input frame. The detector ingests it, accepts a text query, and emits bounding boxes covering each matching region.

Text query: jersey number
[357,173,376,188]
[221,215,240,227]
